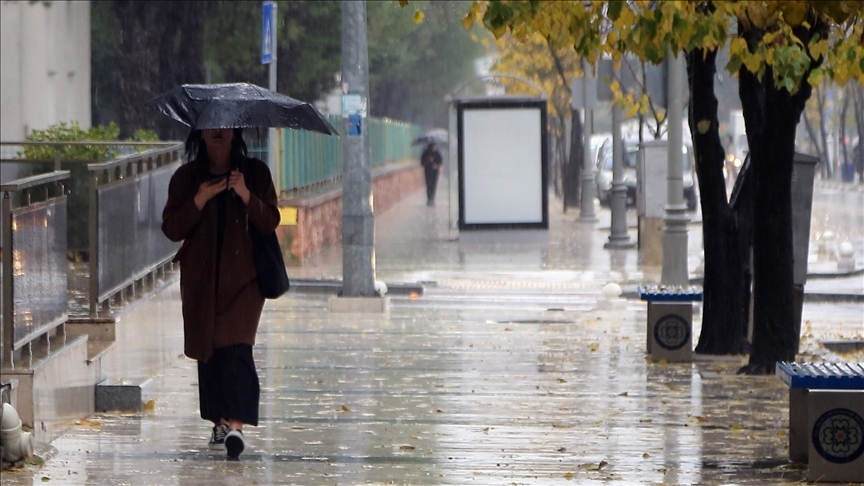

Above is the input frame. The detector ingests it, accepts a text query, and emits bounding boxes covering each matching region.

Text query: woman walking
[162,128,280,459]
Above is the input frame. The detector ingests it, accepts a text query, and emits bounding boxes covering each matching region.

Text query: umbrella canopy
[147,83,339,136]
[412,128,448,146]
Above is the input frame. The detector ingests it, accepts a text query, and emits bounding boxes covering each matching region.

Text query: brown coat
[162,157,280,362]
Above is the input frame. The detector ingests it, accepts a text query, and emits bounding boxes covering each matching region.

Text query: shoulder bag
[249,225,290,299]
[246,159,290,299]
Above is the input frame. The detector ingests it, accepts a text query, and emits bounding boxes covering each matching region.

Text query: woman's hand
[229,170,251,205]
[194,178,227,210]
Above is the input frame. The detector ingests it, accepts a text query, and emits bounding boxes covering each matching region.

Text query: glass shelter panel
[97,163,180,300]
[11,198,68,346]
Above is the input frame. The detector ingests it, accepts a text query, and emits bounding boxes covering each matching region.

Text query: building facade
[0,0,91,175]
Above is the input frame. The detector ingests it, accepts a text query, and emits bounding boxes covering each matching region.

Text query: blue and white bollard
[639,285,702,362]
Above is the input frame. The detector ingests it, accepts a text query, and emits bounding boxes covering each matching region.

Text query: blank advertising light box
[457,99,548,230]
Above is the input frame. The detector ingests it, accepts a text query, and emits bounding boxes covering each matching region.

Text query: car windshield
[597,139,693,171]
[624,146,639,169]
[599,144,647,170]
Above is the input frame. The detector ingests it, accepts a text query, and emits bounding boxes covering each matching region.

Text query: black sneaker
[225,429,245,459]
[208,424,229,451]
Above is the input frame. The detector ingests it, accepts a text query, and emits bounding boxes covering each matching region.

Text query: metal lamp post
[660,51,690,286]
[341,0,376,297]
[579,59,598,222]
[604,64,634,249]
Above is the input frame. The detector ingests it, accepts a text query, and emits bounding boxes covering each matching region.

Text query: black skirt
[197,344,260,426]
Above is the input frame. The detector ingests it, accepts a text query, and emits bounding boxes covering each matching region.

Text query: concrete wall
[278,161,424,262]
[0,0,91,167]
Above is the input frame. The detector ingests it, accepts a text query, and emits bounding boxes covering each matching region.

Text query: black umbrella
[411,128,448,146]
[146,83,339,136]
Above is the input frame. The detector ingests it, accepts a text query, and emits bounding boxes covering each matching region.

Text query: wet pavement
[3,181,863,485]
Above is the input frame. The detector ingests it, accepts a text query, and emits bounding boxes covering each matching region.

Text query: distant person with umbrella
[420,141,443,206]
[153,83,338,459]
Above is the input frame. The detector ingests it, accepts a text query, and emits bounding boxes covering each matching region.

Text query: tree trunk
[729,156,754,350]
[686,48,749,355]
[546,45,582,211]
[552,111,567,198]
[738,18,823,374]
[113,1,162,138]
[563,109,583,210]
[803,108,825,164]
[840,86,850,169]
[113,1,205,139]
[155,2,205,141]
[854,84,864,183]
[816,82,833,179]
[743,74,799,373]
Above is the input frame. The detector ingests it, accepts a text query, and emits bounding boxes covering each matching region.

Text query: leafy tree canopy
[458,1,864,93]
[491,32,579,119]
[94,1,487,135]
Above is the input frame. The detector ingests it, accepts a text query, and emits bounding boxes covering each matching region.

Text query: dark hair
[184,128,248,167]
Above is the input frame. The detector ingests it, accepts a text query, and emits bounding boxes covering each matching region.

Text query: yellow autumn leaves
[610,80,654,120]
[449,0,864,91]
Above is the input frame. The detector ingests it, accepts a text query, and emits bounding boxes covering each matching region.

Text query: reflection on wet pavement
[5,185,861,485]
[5,290,813,485]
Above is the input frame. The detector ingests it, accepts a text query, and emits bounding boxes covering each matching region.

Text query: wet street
[5,289,811,485]
[3,182,862,485]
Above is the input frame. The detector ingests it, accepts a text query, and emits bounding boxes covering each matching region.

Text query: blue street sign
[262,2,274,64]
[347,115,362,137]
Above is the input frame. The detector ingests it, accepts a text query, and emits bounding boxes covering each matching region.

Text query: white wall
[0,0,91,153]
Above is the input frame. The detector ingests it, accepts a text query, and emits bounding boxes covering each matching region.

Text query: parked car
[593,137,698,211]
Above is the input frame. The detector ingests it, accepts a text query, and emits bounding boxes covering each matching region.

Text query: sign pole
[340,0,376,297]
[262,1,277,173]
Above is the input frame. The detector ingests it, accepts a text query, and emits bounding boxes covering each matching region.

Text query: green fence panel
[276,115,424,194]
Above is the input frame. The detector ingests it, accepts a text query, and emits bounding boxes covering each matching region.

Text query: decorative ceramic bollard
[838,242,856,273]
[639,285,702,362]
[807,389,864,483]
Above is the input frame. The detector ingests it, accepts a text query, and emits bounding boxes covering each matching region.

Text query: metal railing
[1,170,70,368]
[269,115,424,197]
[367,117,423,166]
[1,141,181,252]
[0,142,183,366]
[86,144,183,318]
[0,141,179,172]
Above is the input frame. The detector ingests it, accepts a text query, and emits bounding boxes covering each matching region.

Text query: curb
[814,180,864,193]
[688,268,864,284]
[807,268,864,279]
[622,288,863,303]
[289,278,424,296]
